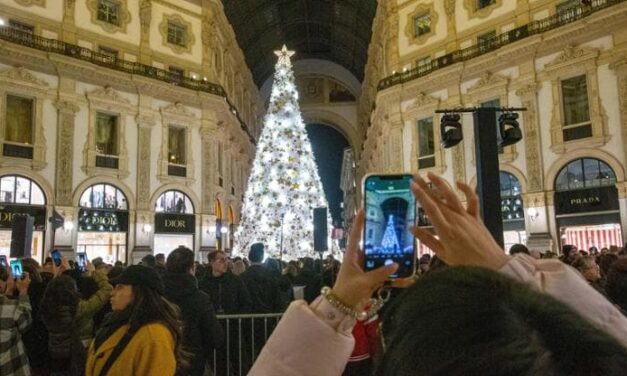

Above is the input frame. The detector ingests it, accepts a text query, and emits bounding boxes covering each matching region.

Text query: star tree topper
[274,44,296,67]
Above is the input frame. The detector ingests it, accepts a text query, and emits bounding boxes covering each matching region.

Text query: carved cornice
[160,102,197,122]
[86,85,131,106]
[405,92,440,117]
[54,100,80,113]
[0,66,49,87]
[544,45,599,72]
[467,71,509,93]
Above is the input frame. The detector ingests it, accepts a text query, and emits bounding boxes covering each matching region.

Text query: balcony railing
[376,0,622,92]
[0,26,256,144]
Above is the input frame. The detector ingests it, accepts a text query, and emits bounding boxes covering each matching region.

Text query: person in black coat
[162,246,224,376]
[200,251,252,314]
[201,250,253,375]
[240,243,282,313]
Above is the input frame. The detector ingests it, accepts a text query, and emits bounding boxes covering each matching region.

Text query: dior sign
[155,213,195,234]
[0,205,46,230]
[78,209,129,232]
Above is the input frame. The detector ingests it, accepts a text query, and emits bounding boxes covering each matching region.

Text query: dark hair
[376,266,627,376]
[127,285,189,371]
[208,250,225,263]
[597,253,618,278]
[572,256,596,274]
[249,243,264,262]
[605,259,627,313]
[141,254,156,268]
[40,275,80,323]
[155,253,165,262]
[166,246,195,274]
[0,267,8,282]
[108,265,125,281]
[264,258,281,274]
[509,243,530,255]
[562,244,576,257]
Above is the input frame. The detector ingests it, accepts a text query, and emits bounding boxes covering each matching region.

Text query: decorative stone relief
[0,66,49,87]
[86,0,132,34]
[463,0,503,20]
[452,142,466,186]
[404,3,438,47]
[136,115,155,210]
[609,59,627,179]
[54,100,79,206]
[515,84,543,192]
[14,0,45,6]
[159,14,196,55]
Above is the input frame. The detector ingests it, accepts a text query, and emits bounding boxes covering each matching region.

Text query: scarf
[93,308,132,352]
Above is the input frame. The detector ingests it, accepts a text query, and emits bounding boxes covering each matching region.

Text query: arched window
[79,183,128,210]
[555,158,616,192]
[0,175,45,205]
[155,190,194,214]
[500,172,523,220]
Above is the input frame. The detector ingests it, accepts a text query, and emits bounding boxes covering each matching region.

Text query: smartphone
[10,259,24,279]
[77,252,88,272]
[51,249,62,267]
[363,174,417,278]
[0,255,7,269]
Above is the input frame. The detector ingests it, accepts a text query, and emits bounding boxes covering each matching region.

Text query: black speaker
[313,207,328,252]
[10,215,34,258]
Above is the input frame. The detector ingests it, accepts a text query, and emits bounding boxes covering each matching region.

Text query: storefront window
[555,158,616,192]
[0,175,46,261]
[79,183,127,210]
[155,190,193,214]
[0,175,45,205]
[500,172,523,220]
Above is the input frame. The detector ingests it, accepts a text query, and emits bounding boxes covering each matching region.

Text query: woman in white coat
[249,172,627,376]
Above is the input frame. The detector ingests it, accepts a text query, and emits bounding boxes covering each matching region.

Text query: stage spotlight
[499,112,522,147]
[440,113,463,148]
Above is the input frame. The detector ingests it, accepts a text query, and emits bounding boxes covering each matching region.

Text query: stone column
[53,99,79,207]
[610,60,627,179]
[139,0,153,65]
[133,113,155,257]
[443,0,457,52]
[61,0,77,43]
[200,114,219,251]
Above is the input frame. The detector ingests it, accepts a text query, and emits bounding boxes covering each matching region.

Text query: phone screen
[51,250,62,266]
[77,253,87,272]
[10,259,23,279]
[363,174,416,278]
[0,255,8,269]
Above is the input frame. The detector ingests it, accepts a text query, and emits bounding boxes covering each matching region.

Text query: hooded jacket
[162,271,224,376]
[199,271,252,314]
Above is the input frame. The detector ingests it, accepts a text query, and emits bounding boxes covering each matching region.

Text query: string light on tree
[233,45,329,259]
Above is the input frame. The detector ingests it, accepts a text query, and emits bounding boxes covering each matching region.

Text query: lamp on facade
[526,207,539,222]
[498,112,522,147]
[142,224,153,233]
[0,18,5,26]
[63,221,74,232]
[220,226,228,234]
[440,113,463,148]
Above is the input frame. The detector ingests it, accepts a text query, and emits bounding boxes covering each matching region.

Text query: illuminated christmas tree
[233,45,328,259]
[381,215,400,254]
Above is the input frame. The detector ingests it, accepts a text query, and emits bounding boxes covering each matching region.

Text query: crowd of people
[2,172,627,375]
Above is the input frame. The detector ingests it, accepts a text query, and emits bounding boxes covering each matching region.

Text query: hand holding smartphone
[0,255,8,270]
[77,252,88,272]
[10,259,24,279]
[362,174,417,279]
[51,249,62,267]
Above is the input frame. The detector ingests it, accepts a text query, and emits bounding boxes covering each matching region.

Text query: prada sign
[78,209,129,232]
[555,186,619,215]
[0,205,46,230]
[155,213,195,234]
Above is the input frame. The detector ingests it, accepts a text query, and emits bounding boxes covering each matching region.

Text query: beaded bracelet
[320,286,390,321]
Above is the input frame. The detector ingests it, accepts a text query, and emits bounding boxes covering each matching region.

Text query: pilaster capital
[136,114,156,127]
[54,100,80,114]
[514,83,539,98]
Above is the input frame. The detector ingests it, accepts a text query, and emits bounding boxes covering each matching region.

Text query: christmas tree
[233,45,329,259]
[380,215,400,254]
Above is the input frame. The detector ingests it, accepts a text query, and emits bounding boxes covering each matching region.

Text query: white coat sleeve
[249,299,356,376]
[500,254,627,348]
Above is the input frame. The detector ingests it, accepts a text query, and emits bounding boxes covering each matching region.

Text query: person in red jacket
[343,313,381,375]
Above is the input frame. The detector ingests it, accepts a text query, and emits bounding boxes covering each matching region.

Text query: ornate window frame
[158,102,197,185]
[84,86,132,178]
[0,66,48,170]
[463,0,502,20]
[159,14,195,55]
[87,0,132,34]
[405,93,446,173]
[543,45,608,154]
[404,3,438,47]
[464,72,517,163]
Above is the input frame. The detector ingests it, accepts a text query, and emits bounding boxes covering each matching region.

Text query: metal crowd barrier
[211,312,284,376]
